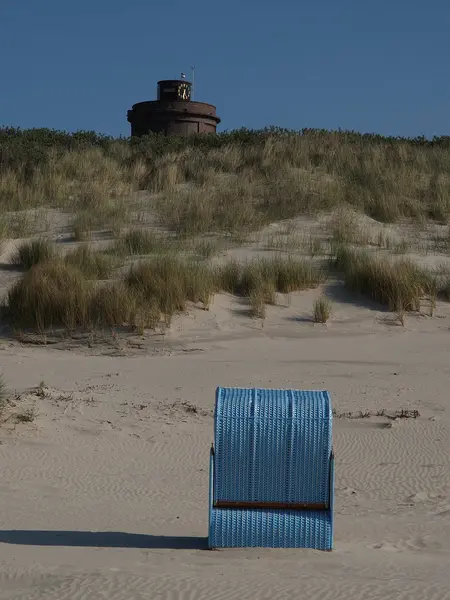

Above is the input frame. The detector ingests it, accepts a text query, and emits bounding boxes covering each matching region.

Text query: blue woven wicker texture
[214,388,332,505]
[210,507,332,550]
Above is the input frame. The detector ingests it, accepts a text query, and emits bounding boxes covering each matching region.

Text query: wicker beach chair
[208,387,334,550]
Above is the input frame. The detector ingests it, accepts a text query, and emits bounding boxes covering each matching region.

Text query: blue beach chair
[208,387,334,550]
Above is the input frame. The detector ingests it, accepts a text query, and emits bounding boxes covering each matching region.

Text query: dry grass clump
[185,262,216,308]
[313,297,332,323]
[249,289,268,319]
[126,256,215,323]
[334,246,436,311]
[215,259,242,294]
[6,260,91,330]
[64,244,115,279]
[13,239,57,269]
[156,179,263,236]
[435,263,450,301]
[272,256,325,293]
[0,217,9,239]
[3,259,161,332]
[247,278,278,319]
[247,256,324,295]
[71,212,95,241]
[1,147,134,213]
[114,229,173,256]
[329,208,370,246]
[3,251,217,333]
[190,238,222,259]
[71,202,128,241]
[89,282,160,331]
[215,256,324,322]
[0,375,6,412]
[215,256,324,297]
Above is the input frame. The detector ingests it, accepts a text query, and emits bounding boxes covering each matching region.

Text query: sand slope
[1,298,450,599]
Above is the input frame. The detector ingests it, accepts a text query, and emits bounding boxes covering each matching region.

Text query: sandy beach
[1,286,449,600]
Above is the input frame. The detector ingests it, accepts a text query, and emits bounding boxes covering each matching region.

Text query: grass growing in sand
[3,260,160,332]
[89,283,160,332]
[1,252,326,333]
[2,127,450,239]
[64,245,115,279]
[0,376,6,412]
[12,240,115,279]
[313,297,332,323]
[5,261,92,330]
[215,256,325,297]
[333,246,437,311]
[13,239,56,269]
[113,229,174,256]
[126,256,215,320]
[2,127,450,335]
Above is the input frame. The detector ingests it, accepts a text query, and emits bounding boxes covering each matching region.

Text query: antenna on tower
[190,65,195,100]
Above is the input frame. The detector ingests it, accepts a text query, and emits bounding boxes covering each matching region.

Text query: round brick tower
[127,79,220,137]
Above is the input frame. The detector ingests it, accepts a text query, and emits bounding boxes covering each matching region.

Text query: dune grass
[2,128,450,244]
[333,246,436,311]
[64,244,115,279]
[215,256,325,297]
[2,251,326,333]
[12,240,115,279]
[126,256,215,322]
[2,244,443,334]
[88,282,160,331]
[4,128,448,334]
[6,260,92,330]
[313,297,332,323]
[328,208,370,246]
[13,239,56,269]
[113,229,174,256]
[0,375,7,412]
[435,263,450,301]
[249,289,268,319]
[4,260,160,332]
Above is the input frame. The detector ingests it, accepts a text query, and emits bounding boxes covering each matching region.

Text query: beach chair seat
[208,387,334,550]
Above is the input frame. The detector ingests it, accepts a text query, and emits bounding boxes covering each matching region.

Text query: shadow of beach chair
[208,387,334,550]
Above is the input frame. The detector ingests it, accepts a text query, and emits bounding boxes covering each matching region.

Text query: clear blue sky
[1,0,449,138]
